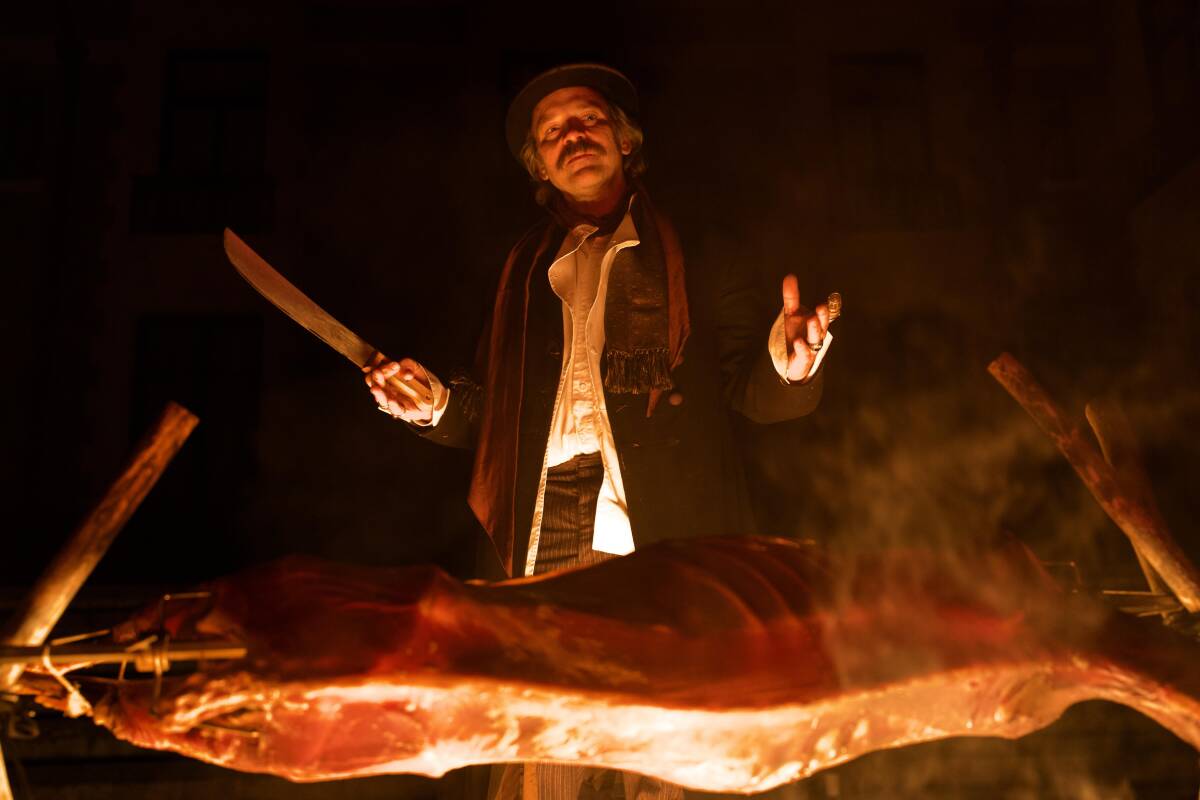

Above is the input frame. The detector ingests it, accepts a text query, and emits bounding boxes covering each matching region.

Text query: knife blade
[222,229,430,405]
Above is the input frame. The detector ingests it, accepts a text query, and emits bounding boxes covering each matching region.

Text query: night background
[2,0,1200,796]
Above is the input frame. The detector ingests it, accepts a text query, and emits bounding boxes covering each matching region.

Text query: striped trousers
[489,454,684,800]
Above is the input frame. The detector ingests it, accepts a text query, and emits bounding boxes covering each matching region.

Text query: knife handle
[382,363,434,407]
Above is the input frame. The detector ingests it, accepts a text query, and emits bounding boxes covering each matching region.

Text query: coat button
[668,391,684,406]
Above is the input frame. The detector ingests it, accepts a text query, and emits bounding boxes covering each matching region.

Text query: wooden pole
[0,402,199,690]
[0,640,247,669]
[0,749,11,800]
[1084,397,1172,598]
[988,353,1200,612]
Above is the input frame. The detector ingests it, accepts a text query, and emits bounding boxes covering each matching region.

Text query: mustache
[558,139,604,169]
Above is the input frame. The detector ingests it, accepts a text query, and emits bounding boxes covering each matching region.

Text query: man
[366,62,833,800]
[367,63,833,583]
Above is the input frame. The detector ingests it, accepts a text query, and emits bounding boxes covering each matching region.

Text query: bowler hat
[505,63,638,161]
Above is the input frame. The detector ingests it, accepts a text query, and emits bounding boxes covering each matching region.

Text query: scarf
[547,187,678,395]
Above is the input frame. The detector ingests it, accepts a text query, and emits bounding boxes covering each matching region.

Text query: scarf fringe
[604,347,674,395]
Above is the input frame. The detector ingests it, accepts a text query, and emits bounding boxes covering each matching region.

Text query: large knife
[222,228,431,405]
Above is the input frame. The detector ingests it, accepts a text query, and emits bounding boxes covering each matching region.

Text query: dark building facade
[2,1,1199,796]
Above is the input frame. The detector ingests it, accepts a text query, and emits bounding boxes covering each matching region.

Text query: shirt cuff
[769,311,832,383]
[408,367,450,427]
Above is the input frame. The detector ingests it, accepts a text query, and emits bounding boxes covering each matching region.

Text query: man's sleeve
[408,373,482,449]
[733,343,823,424]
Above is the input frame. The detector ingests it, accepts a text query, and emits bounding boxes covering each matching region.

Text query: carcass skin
[79,536,1200,793]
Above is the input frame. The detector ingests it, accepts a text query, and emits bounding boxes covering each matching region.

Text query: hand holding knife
[222,229,434,411]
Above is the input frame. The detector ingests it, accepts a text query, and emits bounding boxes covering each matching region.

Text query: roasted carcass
[26,536,1200,793]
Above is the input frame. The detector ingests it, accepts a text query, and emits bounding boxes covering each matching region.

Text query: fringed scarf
[547,186,680,397]
[468,183,689,575]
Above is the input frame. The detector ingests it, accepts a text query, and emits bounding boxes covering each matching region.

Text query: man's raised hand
[781,274,831,383]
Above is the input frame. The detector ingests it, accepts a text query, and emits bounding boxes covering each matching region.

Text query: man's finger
[393,394,434,423]
[788,339,814,381]
[382,393,414,417]
[781,274,800,316]
[397,358,431,388]
[368,361,404,386]
[806,316,826,346]
[814,303,830,331]
[390,394,418,414]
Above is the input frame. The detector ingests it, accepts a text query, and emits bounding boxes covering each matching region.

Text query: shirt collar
[570,192,639,247]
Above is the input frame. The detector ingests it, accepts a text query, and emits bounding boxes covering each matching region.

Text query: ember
[19,536,1200,793]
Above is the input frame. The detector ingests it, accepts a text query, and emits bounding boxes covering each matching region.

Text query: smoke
[744,316,1200,797]
[747,362,1134,583]
[701,169,1200,799]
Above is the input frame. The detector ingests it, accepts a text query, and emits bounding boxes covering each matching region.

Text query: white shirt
[524,208,642,574]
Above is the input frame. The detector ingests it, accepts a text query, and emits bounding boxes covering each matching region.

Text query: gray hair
[519,100,646,206]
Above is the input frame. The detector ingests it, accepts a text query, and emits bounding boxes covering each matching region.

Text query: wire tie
[40,644,92,718]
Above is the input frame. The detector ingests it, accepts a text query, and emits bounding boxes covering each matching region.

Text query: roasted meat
[53,536,1200,793]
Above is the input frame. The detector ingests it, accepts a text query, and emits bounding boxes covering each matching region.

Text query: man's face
[531,86,631,202]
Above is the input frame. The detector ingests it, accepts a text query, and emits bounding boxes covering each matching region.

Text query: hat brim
[505,63,638,162]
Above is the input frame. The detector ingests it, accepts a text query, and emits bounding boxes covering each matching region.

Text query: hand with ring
[781,274,838,382]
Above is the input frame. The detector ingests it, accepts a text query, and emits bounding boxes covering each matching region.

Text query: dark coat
[419,197,822,576]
